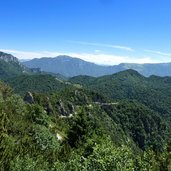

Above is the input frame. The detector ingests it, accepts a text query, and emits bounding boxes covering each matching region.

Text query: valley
[0,52,170,170]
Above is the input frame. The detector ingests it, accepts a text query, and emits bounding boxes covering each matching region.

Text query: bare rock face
[24,92,34,104]
[56,100,68,116]
[0,52,19,63]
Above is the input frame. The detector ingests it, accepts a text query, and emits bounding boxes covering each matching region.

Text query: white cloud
[0,49,165,65]
[67,40,134,52]
[144,49,171,57]
[65,53,162,65]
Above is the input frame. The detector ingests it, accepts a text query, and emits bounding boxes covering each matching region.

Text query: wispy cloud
[0,49,163,65]
[144,49,171,57]
[0,49,45,58]
[67,40,134,52]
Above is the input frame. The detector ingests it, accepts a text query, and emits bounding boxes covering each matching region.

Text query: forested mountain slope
[6,74,71,95]
[0,79,170,170]
[0,67,171,170]
[70,69,171,122]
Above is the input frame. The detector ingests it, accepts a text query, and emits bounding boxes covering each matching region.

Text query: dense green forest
[6,74,71,95]
[0,54,171,170]
[70,70,171,122]
[0,75,171,170]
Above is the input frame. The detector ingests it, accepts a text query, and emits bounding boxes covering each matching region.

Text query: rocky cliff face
[0,52,19,63]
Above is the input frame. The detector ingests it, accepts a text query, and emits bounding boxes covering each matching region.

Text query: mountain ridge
[0,51,19,63]
[0,51,31,79]
[70,69,171,123]
[0,55,171,169]
[23,55,171,77]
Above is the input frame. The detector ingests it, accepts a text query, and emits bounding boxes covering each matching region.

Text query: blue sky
[0,0,171,65]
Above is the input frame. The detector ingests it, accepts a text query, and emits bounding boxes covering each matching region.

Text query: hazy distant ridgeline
[23,55,171,77]
[1,51,171,78]
[23,56,122,77]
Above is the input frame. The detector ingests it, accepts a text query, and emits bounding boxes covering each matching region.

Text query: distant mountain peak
[56,55,73,59]
[22,54,171,77]
[123,69,142,75]
[114,69,143,78]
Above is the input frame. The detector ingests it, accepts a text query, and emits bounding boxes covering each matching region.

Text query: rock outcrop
[24,92,34,104]
[0,52,19,63]
[56,100,68,116]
